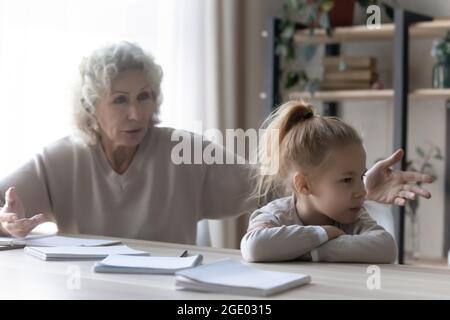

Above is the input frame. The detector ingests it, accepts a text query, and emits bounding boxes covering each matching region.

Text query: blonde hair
[254,100,362,202]
[73,41,163,145]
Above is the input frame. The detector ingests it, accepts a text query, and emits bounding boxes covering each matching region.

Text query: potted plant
[405,144,442,259]
[276,0,393,95]
[276,0,336,94]
[432,31,450,88]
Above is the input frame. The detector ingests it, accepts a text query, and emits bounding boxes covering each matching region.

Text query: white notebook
[25,245,149,261]
[175,259,311,297]
[93,254,203,274]
[0,235,121,247]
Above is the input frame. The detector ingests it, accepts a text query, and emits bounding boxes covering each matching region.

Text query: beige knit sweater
[0,126,255,244]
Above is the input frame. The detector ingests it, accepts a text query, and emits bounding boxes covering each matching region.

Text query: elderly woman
[0,42,433,245]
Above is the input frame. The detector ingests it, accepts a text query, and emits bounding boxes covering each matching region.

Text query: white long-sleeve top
[241,196,397,263]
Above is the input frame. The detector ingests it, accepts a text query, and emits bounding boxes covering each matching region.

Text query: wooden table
[1,234,450,299]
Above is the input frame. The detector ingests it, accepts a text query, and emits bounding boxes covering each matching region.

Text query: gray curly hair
[73,41,163,145]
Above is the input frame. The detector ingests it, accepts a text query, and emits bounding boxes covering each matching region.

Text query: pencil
[180,250,188,257]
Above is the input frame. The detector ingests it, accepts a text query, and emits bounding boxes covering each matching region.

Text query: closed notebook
[0,235,121,247]
[175,259,311,297]
[25,245,149,261]
[93,254,203,274]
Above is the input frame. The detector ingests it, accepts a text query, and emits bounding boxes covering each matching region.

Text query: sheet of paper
[0,235,120,247]
[25,245,148,260]
[24,235,121,247]
[0,234,48,245]
[99,254,202,269]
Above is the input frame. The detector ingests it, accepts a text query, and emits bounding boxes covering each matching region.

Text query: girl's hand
[322,225,345,240]
[0,187,46,238]
[365,149,433,206]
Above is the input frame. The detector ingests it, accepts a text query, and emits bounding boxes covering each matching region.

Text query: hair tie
[304,112,314,120]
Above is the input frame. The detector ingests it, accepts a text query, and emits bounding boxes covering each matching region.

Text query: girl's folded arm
[240,221,329,262]
[312,231,397,263]
[313,210,397,263]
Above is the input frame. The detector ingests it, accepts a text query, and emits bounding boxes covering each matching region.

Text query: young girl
[241,100,397,263]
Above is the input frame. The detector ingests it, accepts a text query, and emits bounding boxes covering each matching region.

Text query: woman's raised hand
[0,187,46,238]
[365,149,433,206]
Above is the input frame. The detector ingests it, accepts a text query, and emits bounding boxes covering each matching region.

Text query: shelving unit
[266,11,450,264]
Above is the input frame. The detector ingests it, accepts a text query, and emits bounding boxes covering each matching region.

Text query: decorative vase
[329,0,355,27]
[432,61,450,88]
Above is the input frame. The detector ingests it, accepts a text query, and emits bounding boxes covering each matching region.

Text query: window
[0,0,208,178]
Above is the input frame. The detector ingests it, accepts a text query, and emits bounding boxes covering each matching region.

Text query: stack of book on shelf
[321,56,377,90]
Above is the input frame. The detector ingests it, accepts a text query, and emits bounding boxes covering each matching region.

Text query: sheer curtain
[0,0,217,176]
[0,0,219,245]
[157,0,248,249]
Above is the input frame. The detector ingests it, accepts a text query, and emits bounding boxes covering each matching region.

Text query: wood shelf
[410,19,450,38]
[294,24,394,44]
[289,89,394,101]
[294,19,450,44]
[289,89,450,101]
[410,88,450,99]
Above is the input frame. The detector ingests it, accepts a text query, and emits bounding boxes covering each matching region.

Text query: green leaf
[275,43,288,57]
[308,3,319,24]
[320,0,334,12]
[356,0,375,7]
[302,44,318,61]
[285,71,300,89]
[299,70,309,81]
[382,4,394,21]
[286,0,299,11]
[297,0,306,11]
[282,3,289,15]
[356,0,370,7]
[280,24,295,39]
[287,42,296,59]
[416,147,425,158]
[307,78,321,95]
[319,11,330,30]
[357,0,379,7]
[434,153,444,160]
